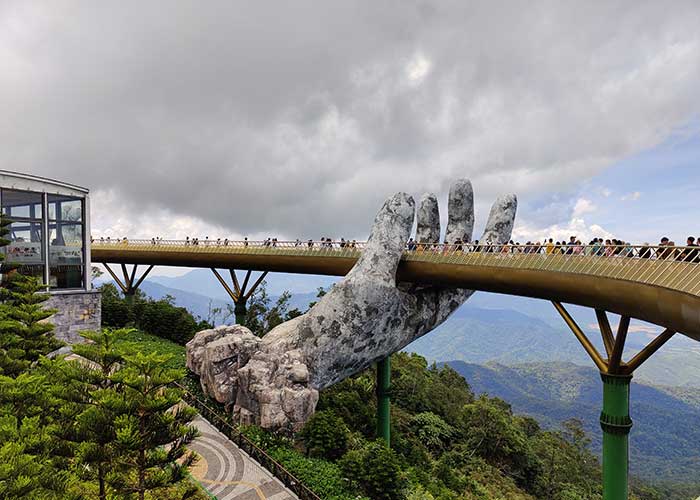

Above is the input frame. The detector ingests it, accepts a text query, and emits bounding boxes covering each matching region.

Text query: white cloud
[621,191,642,201]
[512,217,614,244]
[572,198,596,217]
[1,1,699,239]
[406,52,432,84]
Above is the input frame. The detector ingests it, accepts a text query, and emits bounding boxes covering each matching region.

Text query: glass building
[0,170,92,292]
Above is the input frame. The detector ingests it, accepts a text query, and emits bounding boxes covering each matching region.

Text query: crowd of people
[91,235,700,262]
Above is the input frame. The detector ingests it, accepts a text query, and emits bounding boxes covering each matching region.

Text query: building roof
[0,170,89,196]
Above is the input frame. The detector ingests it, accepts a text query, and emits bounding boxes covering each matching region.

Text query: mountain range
[446,361,700,483]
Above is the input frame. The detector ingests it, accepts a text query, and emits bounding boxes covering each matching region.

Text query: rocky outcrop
[187,179,517,432]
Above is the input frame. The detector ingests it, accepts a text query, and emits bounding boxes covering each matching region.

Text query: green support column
[600,373,633,500]
[234,301,247,326]
[376,356,391,446]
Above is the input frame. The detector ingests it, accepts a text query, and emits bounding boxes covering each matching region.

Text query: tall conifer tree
[54,329,129,500]
[108,351,199,500]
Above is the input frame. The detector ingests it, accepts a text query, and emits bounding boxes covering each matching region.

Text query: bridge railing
[91,240,700,297]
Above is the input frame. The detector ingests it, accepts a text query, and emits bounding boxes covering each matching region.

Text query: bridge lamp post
[553,302,675,500]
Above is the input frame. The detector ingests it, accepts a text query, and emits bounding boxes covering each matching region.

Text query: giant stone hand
[186,180,517,431]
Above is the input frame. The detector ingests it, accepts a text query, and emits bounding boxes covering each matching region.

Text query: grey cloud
[2,1,700,239]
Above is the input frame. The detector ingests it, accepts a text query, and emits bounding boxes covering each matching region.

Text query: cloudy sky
[2,1,700,257]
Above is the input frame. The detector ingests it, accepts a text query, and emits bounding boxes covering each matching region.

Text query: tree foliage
[100,283,209,345]
[243,282,299,337]
[0,275,60,376]
[299,410,349,459]
[107,351,199,500]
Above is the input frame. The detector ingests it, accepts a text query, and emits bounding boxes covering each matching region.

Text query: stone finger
[445,179,474,244]
[480,194,518,244]
[416,193,440,244]
[348,191,415,284]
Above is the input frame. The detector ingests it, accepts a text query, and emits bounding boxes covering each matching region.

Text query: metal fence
[92,239,700,297]
[175,382,322,500]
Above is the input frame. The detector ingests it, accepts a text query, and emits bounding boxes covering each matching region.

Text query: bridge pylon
[376,356,391,446]
[210,269,268,326]
[553,302,676,500]
[103,263,154,304]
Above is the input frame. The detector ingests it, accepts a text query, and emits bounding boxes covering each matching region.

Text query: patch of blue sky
[527,119,700,243]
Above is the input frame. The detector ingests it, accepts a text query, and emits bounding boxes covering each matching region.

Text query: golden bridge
[92,239,700,344]
[92,238,700,500]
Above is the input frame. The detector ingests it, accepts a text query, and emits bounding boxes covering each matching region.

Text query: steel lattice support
[552,302,676,500]
[210,269,268,326]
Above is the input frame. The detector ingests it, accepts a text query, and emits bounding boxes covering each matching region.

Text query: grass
[114,329,188,371]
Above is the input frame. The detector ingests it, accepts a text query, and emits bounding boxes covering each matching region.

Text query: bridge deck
[91,241,700,341]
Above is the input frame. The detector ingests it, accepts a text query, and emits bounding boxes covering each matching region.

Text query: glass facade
[48,194,85,289]
[1,190,46,280]
[0,187,88,290]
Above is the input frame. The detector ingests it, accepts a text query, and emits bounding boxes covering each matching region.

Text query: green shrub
[268,447,366,500]
[99,284,209,345]
[137,297,203,345]
[339,439,405,500]
[298,410,349,459]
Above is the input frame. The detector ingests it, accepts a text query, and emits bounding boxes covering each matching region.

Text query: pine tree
[52,329,130,500]
[0,214,22,376]
[0,275,60,376]
[0,413,80,499]
[108,351,199,500]
[0,213,81,499]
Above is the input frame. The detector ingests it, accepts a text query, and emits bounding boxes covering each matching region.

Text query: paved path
[188,416,298,500]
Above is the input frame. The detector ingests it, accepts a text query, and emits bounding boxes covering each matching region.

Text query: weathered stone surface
[416,193,440,243]
[44,291,101,344]
[187,179,517,432]
[445,179,474,244]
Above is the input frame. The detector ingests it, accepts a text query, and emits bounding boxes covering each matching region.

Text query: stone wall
[45,290,102,344]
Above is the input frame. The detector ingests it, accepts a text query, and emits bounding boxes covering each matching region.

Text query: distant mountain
[408,305,700,388]
[409,306,590,365]
[447,361,700,483]
[137,281,229,321]
[148,268,339,299]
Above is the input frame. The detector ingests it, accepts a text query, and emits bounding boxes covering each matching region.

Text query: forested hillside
[447,361,700,487]
[101,280,700,499]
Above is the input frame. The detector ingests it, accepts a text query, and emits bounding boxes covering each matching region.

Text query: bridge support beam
[601,373,632,500]
[376,356,391,446]
[103,263,154,303]
[210,269,268,327]
[552,303,677,500]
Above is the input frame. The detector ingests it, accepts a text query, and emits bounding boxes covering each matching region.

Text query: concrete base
[45,290,102,344]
